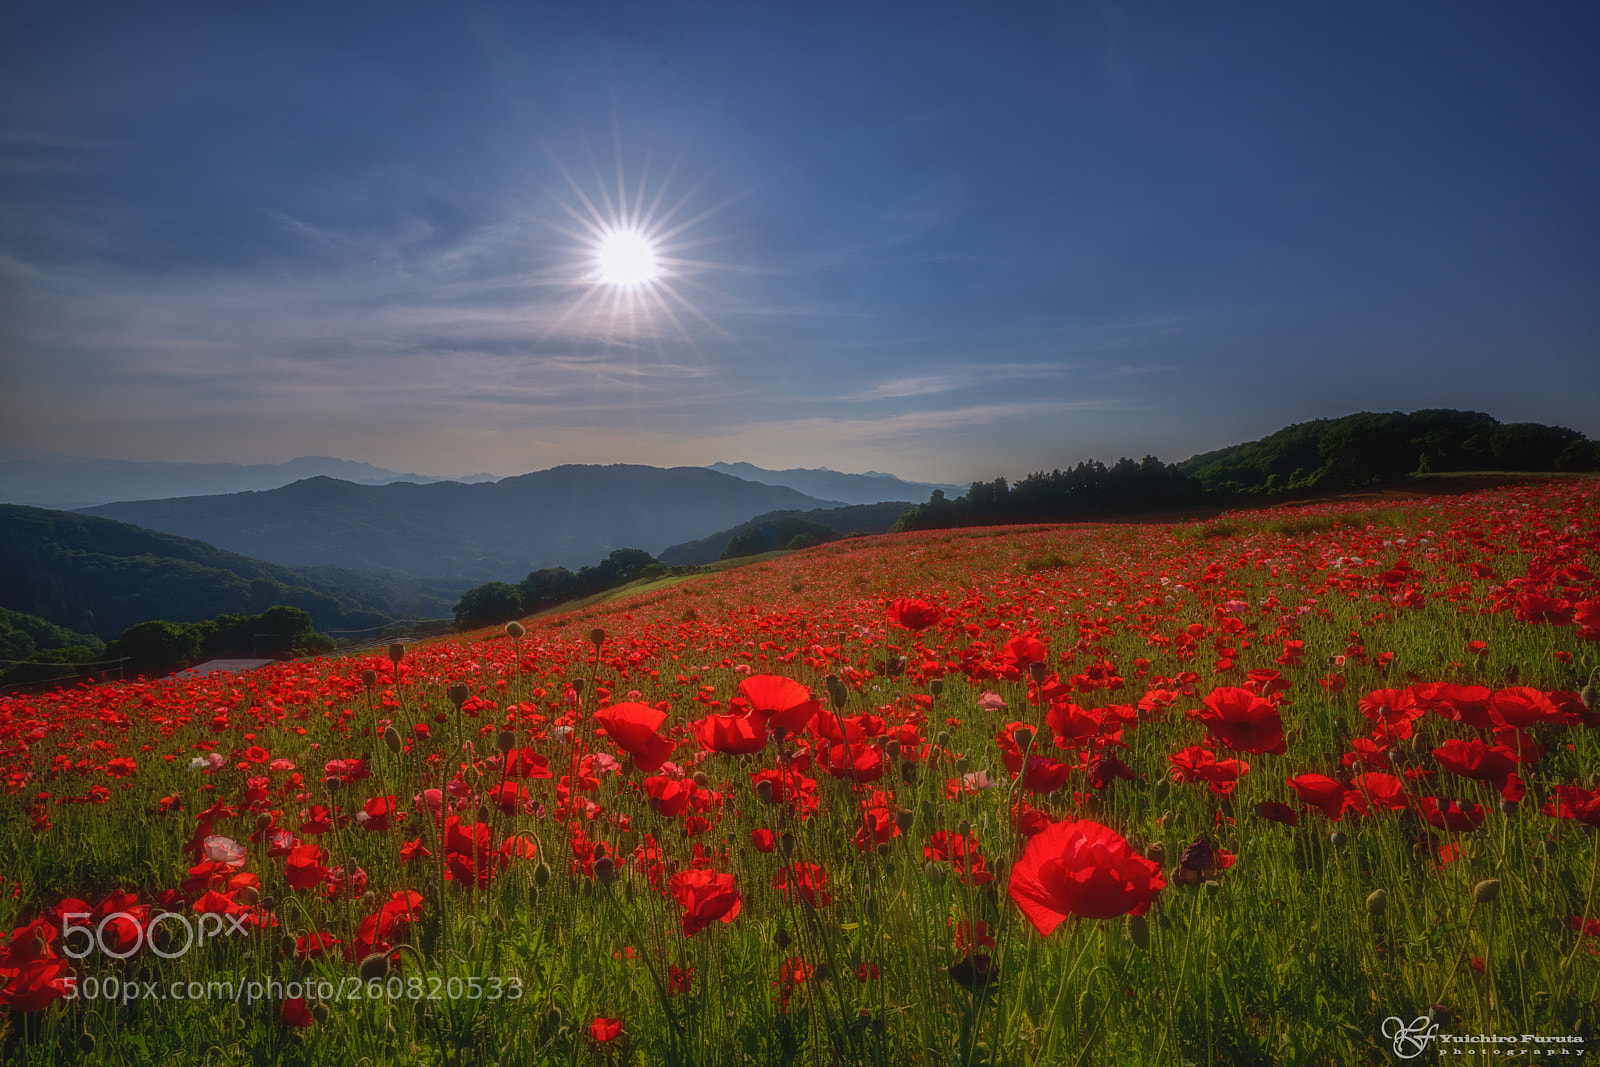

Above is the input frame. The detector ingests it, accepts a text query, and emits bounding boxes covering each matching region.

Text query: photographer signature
[1382,1016,1439,1060]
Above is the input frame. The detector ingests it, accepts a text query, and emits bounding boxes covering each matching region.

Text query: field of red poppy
[2,478,1598,1065]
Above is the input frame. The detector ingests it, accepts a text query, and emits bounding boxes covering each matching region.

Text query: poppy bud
[1329,831,1347,848]
[588,628,607,647]
[1472,878,1500,904]
[1151,778,1170,801]
[895,810,914,833]
[447,684,469,709]
[497,730,516,754]
[936,731,951,749]
[924,862,946,885]
[885,740,901,760]
[476,805,491,826]
[930,679,944,697]
[260,896,275,912]
[876,842,890,858]
[957,819,971,837]
[533,862,552,887]
[544,1007,563,1030]
[358,953,390,982]
[236,886,260,906]
[77,1033,95,1054]
[505,621,525,639]
[387,643,405,664]
[1499,798,1518,816]
[900,761,919,785]
[280,934,297,956]
[1367,889,1388,916]
[360,890,375,910]
[773,926,791,949]
[1029,662,1047,683]
[826,674,848,710]
[383,726,403,753]
[1427,1003,1452,1025]
[1126,914,1150,949]
[361,669,378,688]
[1581,684,1596,711]
[692,771,709,789]
[312,1002,331,1024]
[920,799,935,819]
[779,831,794,856]
[256,812,274,831]
[595,856,616,885]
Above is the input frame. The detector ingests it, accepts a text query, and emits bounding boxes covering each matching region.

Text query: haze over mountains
[0,452,499,510]
[705,462,961,507]
[82,465,847,582]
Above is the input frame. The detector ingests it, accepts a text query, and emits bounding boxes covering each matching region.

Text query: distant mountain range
[705,462,961,506]
[659,502,916,565]
[0,451,499,510]
[82,465,843,582]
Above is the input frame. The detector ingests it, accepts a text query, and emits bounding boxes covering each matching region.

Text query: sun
[595,228,658,288]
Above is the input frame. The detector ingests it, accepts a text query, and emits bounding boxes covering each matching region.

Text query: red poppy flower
[695,713,767,755]
[595,702,678,772]
[588,1016,624,1043]
[280,997,315,1028]
[888,598,941,631]
[1255,800,1299,827]
[1190,687,1287,756]
[773,862,833,907]
[1007,818,1165,933]
[1433,738,1519,787]
[1544,785,1600,828]
[738,675,821,734]
[1287,774,1351,820]
[668,869,742,936]
[1419,797,1488,833]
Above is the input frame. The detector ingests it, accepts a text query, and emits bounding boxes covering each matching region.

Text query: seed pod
[1144,842,1166,865]
[1013,727,1034,750]
[1329,831,1348,848]
[1029,661,1048,683]
[885,739,901,760]
[957,819,971,837]
[1473,878,1500,904]
[876,842,890,858]
[895,810,914,832]
[358,952,390,982]
[595,856,616,885]
[919,799,935,819]
[360,890,376,910]
[588,628,607,647]
[1367,889,1388,915]
[387,643,405,664]
[955,757,971,774]
[361,669,378,688]
[505,621,526,639]
[1499,797,1518,816]
[1126,914,1150,949]
[447,684,469,709]
[756,779,774,803]
[692,771,710,789]
[930,679,944,697]
[571,678,585,694]
[936,731,952,750]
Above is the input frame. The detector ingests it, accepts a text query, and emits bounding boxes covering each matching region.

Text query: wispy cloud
[856,363,1070,400]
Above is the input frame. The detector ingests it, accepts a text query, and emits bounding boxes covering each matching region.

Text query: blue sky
[2,1,1596,484]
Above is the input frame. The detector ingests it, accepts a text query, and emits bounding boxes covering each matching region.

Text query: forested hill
[1177,409,1597,495]
[0,504,395,640]
[894,410,1598,532]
